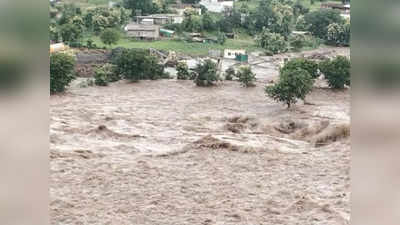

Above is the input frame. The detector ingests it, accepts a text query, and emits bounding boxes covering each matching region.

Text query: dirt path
[50,77,349,224]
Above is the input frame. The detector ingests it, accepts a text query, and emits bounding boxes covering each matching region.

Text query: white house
[224,49,246,59]
[200,0,234,13]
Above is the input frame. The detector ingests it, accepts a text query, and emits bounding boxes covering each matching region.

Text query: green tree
[293,0,309,16]
[202,13,216,31]
[84,7,131,33]
[327,22,350,46]
[266,68,314,108]
[50,53,76,94]
[182,13,203,32]
[94,68,109,86]
[100,28,120,47]
[236,66,256,87]
[225,67,235,80]
[94,64,120,84]
[123,0,158,16]
[49,23,59,42]
[270,1,294,38]
[113,49,164,82]
[193,59,219,86]
[176,62,191,80]
[304,9,344,40]
[60,23,82,44]
[246,0,293,37]
[256,28,287,55]
[58,3,81,25]
[247,0,276,33]
[319,56,350,89]
[281,58,319,79]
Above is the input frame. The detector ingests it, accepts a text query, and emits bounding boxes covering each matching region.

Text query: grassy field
[86,35,261,57]
[61,0,122,8]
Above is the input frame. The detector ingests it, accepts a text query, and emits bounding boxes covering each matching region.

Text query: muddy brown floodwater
[50,47,350,225]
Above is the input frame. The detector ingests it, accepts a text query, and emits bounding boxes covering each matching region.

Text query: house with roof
[200,0,234,13]
[124,23,160,40]
[137,14,184,25]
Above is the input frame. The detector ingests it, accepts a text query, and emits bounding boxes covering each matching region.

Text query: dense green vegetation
[319,56,351,89]
[224,67,235,80]
[100,28,121,47]
[112,48,165,81]
[266,67,314,108]
[193,59,219,86]
[281,58,319,79]
[51,0,350,55]
[50,53,76,94]
[176,62,191,80]
[236,66,256,87]
[86,35,259,56]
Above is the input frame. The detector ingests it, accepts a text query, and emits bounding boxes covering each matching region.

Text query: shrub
[327,22,350,46]
[176,62,191,80]
[86,39,97,49]
[50,53,76,94]
[110,47,126,64]
[193,59,219,86]
[102,63,120,82]
[94,68,109,86]
[202,13,216,31]
[94,63,120,85]
[225,67,235,80]
[60,23,83,44]
[100,28,120,47]
[289,34,307,52]
[281,58,319,79]
[256,28,287,55]
[319,56,350,89]
[236,66,256,87]
[113,49,164,82]
[265,68,314,108]
[146,56,165,80]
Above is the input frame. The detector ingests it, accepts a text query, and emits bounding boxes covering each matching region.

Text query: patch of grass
[86,36,260,57]
[62,0,122,8]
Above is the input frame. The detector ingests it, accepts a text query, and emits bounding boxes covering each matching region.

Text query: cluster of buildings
[124,14,183,40]
[124,4,202,40]
[124,0,238,40]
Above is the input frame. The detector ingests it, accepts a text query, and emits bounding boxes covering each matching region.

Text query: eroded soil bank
[50,47,350,225]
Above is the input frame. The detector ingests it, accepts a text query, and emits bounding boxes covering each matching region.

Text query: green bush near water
[50,53,76,94]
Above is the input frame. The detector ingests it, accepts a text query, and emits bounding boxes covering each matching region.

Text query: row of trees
[50,48,167,93]
[51,50,350,110]
[266,56,350,107]
[50,3,131,44]
[177,60,257,87]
